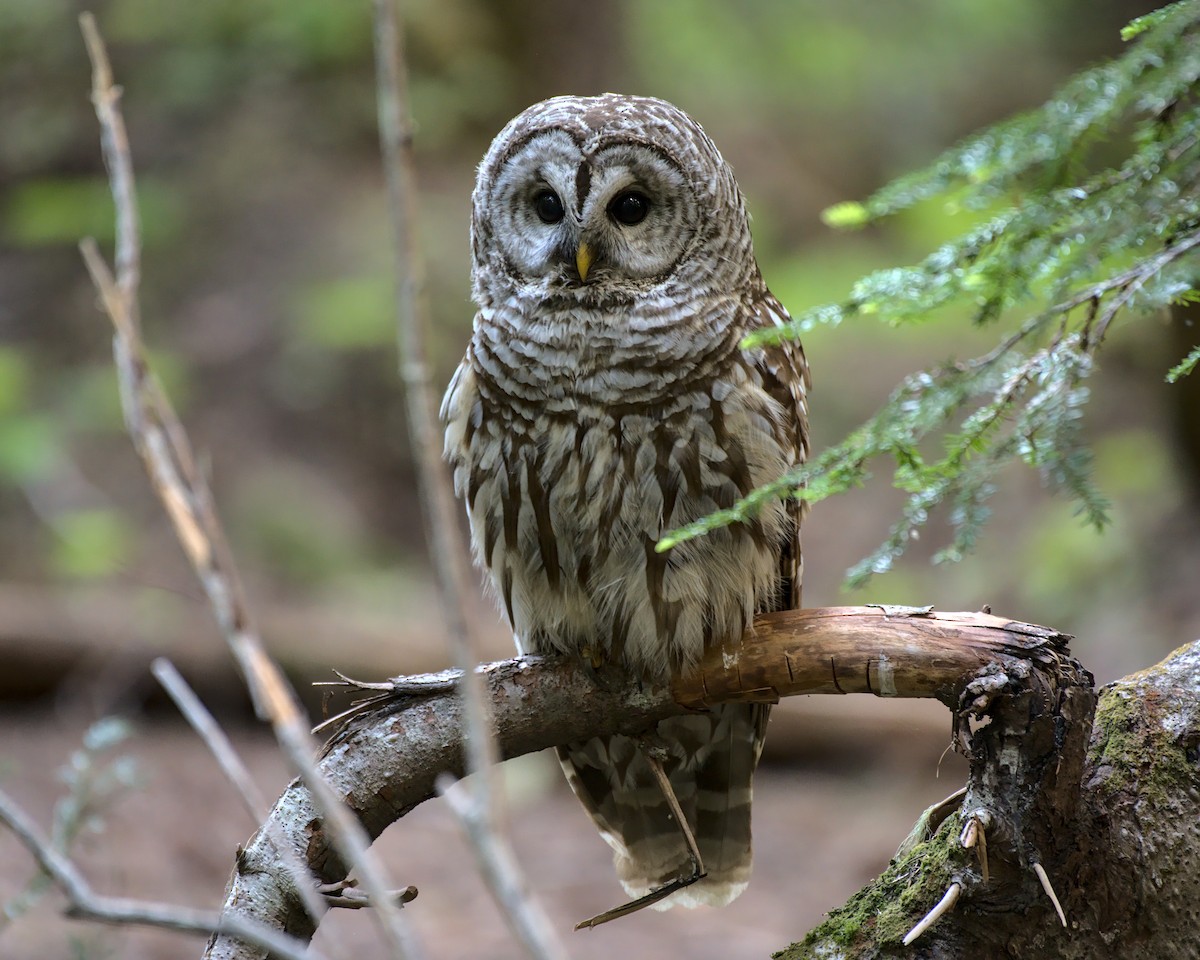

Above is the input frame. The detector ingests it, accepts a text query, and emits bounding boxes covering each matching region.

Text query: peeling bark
[204,606,1098,959]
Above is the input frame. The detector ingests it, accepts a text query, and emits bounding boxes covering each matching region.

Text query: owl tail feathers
[611,767,755,909]
[561,704,767,916]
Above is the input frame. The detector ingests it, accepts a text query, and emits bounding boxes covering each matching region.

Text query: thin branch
[371,5,560,959]
[1087,234,1195,347]
[210,606,1088,952]
[370,0,497,792]
[150,659,332,933]
[77,16,422,960]
[80,12,139,333]
[1055,226,1200,339]
[152,659,270,819]
[437,777,570,960]
[0,787,319,960]
[574,742,706,929]
[80,238,422,960]
[316,881,418,910]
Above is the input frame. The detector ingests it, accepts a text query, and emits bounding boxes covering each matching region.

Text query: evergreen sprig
[660,2,1200,586]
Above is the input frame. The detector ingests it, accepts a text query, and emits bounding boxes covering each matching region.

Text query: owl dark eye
[609,191,650,226]
[533,189,564,224]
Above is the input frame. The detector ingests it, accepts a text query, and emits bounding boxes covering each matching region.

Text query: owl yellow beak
[575,242,594,282]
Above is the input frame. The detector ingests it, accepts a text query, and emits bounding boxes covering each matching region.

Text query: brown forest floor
[0,694,966,960]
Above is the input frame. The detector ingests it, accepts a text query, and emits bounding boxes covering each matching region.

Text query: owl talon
[574,868,708,929]
[576,656,621,694]
[581,645,606,671]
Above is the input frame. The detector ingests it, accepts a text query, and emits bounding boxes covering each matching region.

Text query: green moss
[774,815,965,958]
[1089,683,1196,804]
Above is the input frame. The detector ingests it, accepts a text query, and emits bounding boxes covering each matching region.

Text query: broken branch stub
[779,611,1095,958]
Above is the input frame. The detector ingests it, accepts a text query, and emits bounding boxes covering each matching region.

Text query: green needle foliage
[660,1,1200,586]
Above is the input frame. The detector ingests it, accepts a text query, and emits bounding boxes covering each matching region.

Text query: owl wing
[748,284,810,612]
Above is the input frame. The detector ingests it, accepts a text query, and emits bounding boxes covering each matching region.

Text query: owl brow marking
[496,126,582,173]
[575,162,592,211]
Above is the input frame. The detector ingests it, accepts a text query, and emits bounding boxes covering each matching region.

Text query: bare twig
[437,777,570,960]
[0,787,319,960]
[371,4,562,958]
[575,742,706,929]
[78,16,422,960]
[79,238,422,960]
[316,880,418,909]
[641,746,705,881]
[903,881,961,946]
[150,659,331,931]
[152,659,270,818]
[80,12,139,333]
[574,881,696,930]
[370,0,497,792]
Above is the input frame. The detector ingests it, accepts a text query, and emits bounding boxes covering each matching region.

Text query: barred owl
[442,94,809,910]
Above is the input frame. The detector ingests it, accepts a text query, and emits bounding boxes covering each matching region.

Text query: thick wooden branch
[205,605,1087,959]
[672,605,1067,707]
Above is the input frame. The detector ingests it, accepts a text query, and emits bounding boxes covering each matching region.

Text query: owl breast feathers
[442,93,808,910]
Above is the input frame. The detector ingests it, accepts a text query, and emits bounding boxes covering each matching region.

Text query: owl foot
[576,648,628,694]
[575,868,707,929]
[574,735,708,929]
[580,644,607,671]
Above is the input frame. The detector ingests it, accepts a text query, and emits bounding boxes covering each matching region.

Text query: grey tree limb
[78,14,424,958]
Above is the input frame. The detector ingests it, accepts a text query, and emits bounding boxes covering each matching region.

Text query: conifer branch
[667,3,1200,583]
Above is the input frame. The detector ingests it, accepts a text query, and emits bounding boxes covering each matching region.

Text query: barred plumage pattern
[442,94,809,908]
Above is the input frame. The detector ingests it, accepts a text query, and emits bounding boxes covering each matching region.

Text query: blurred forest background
[1,1,1197,958]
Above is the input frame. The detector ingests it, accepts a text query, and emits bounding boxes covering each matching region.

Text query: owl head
[470,94,757,309]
